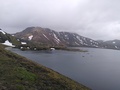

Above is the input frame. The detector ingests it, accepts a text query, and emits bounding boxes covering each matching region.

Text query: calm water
[8,47,120,90]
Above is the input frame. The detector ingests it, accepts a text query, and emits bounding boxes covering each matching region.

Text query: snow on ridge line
[0,30,6,34]
[2,40,15,47]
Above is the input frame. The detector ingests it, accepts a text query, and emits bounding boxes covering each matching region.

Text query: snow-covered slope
[0,29,21,47]
[2,40,15,47]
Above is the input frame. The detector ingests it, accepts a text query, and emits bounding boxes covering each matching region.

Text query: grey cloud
[0,0,120,40]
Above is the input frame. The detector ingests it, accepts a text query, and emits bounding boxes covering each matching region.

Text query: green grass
[0,44,91,90]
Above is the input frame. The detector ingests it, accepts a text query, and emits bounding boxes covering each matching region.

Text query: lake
[8,47,120,90]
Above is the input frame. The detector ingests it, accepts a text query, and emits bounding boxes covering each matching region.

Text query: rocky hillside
[14,27,100,48]
[0,44,90,90]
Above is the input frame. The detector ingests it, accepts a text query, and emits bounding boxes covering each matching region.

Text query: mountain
[1,27,120,50]
[97,39,120,50]
[14,27,100,48]
[0,44,90,90]
[0,29,21,47]
[0,29,34,49]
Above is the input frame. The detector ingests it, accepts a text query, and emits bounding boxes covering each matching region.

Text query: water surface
[9,47,120,90]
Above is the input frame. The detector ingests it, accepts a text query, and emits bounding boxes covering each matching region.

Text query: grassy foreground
[0,44,91,90]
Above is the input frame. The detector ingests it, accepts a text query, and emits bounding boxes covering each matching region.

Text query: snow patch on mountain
[43,34,49,40]
[17,39,20,41]
[76,36,81,41]
[64,34,69,40]
[2,40,14,47]
[0,30,6,34]
[90,40,93,42]
[83,37,86,41]
[21,42,27,44]
[95,42,98,45]
[80,40,83,45]
[28,35,33,40]
[75,36,84,45]
[113,42,116,44]
[76,36,83,44]
[53,33,60,43]
[115,46,118,48]
[75,42,79,45]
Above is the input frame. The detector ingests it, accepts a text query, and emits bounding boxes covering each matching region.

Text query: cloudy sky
[1,0,120,40]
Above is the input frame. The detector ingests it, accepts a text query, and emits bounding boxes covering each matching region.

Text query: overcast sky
[1,0,120,40]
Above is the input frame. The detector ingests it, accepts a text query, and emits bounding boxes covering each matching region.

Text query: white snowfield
[113,42,116,44]
[2,40,15,47]
[21,42,27,44]
[28,35,33,40]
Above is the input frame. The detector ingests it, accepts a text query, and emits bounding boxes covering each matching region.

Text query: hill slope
[14,27,100,48]
[0,29,20,47]
[0,44,90,90]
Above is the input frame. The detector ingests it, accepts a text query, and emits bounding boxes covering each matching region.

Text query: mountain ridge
[14,27,100,48]
[1,27,120,50]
